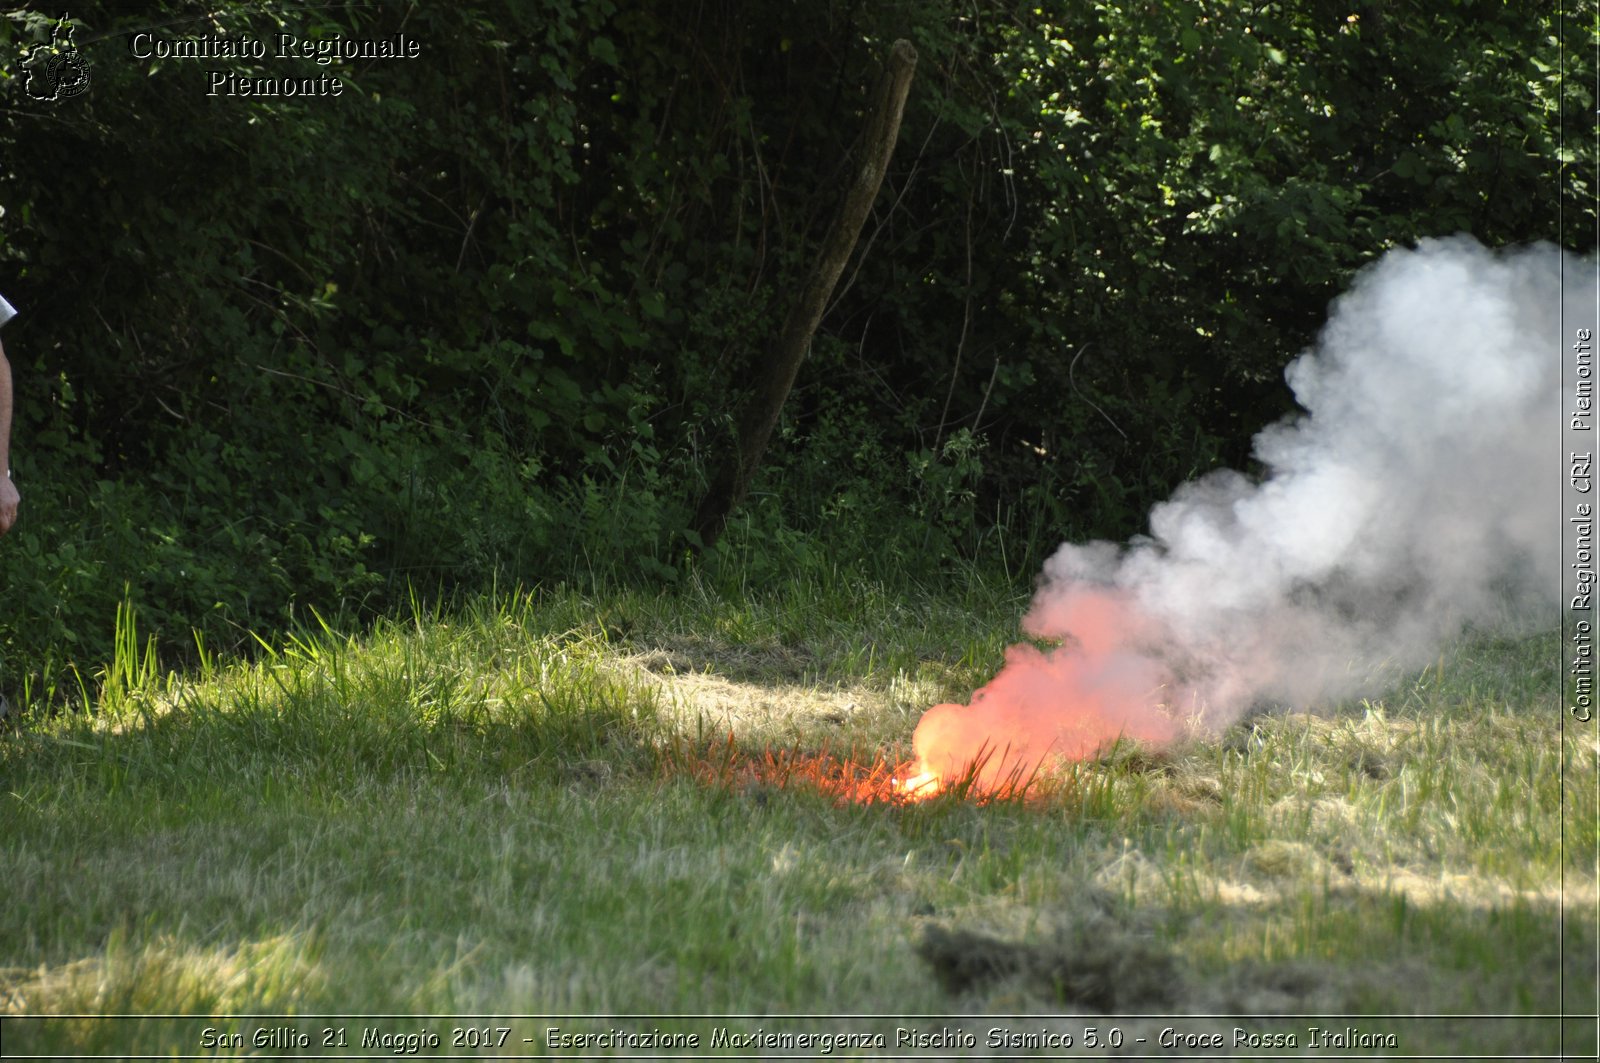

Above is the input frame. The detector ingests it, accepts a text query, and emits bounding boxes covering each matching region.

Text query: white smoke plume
[911,236,1578,785]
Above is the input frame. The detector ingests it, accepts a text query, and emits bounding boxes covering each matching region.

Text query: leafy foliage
[0,0,1587,698]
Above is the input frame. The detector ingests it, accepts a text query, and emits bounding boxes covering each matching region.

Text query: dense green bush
[0,1,1588,701]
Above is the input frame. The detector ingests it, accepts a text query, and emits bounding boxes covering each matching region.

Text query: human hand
[0,472,18,534]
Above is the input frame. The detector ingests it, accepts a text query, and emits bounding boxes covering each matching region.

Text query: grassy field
[0,573,1594,1059]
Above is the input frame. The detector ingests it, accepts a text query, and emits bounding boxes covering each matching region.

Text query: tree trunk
[690,38,918,551]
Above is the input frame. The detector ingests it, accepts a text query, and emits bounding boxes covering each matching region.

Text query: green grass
[0,575,1594,1058]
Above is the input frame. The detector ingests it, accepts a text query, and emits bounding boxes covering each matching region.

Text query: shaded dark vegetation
[0,1,1589,703]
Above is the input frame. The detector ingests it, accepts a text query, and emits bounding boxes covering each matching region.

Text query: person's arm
[0,336,17,534]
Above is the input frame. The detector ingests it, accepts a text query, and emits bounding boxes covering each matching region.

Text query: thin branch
[1069,343,1128,442]
[935,174,976,450]
[972,354,1000,433]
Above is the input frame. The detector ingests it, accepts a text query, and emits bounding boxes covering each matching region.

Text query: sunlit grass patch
[3,927,328,1015]
[0,588,1590,1058]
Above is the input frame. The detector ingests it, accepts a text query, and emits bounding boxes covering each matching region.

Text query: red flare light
[663,736,1041,806]
[891,767,941,800]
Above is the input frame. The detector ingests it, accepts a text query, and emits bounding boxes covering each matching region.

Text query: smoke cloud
[913,236,1578,785]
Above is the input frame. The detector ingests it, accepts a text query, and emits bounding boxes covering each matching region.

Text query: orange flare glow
[665,738,965,805]
[901,627,1179,795]
[891,767,942,800]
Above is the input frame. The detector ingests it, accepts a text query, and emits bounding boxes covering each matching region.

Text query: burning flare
[891,768,941,800]
[892,588,1181,798]
[893,237,1574,798]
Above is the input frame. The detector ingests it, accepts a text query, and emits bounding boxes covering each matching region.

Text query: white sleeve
[0,294,14,328]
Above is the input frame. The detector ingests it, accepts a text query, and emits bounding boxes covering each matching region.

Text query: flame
[889,743,1049,803]
[665,591,1181,805]
[664,740,1048,806]
[891,767,942,800]
[665,736,959,805]
[654,583,1189,807]
[892,600,1181,800]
